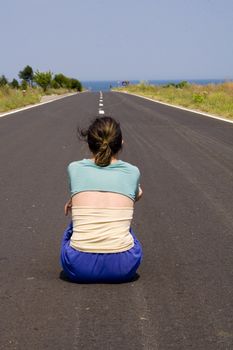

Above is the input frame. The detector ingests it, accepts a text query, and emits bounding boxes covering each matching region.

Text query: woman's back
[68,158,140,206]
[67,157,140,253]
[72,191,133,208]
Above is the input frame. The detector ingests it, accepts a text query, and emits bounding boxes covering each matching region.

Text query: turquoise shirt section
[67,159,140,202]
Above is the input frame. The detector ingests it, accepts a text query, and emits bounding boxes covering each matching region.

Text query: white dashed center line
[99,91,104,114]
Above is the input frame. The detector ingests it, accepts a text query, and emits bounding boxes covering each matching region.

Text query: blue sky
[1,0,233,81]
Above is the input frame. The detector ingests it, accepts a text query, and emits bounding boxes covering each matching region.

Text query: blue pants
[60,221,143,283]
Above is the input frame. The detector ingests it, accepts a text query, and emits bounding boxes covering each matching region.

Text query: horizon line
[81,77,233,82]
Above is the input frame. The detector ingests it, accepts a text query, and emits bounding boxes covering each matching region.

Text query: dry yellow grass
[0,86,74,113]
[115,82,233,120]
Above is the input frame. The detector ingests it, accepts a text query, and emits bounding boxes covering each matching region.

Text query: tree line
[0,65,82,92]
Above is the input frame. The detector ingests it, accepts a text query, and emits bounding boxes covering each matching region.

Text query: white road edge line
[114,91,233,124]
[0,92,82,119]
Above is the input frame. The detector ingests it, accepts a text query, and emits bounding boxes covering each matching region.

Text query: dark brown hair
[78,116,123,167]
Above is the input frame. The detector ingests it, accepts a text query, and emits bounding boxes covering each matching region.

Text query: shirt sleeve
[135,168,141,199]
[67,163,73,194]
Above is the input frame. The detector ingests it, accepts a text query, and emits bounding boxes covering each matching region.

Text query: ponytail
[78,116,122,167]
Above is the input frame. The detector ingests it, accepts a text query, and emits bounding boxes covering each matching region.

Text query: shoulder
[119,160,140,176]
[67,159,87,172]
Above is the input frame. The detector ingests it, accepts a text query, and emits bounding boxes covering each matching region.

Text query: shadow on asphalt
[59,270,140,285]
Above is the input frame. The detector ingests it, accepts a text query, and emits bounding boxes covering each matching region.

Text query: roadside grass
[43,87,72,96]
[114,82,233,120]
[0,86,75,113]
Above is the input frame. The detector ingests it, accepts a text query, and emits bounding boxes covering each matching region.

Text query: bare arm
[64,197,72,216]
[135,185,143,202]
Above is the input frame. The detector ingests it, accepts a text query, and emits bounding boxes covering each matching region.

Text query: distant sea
[82,79,231,92]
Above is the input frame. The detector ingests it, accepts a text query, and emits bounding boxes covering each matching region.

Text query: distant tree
[51,75,82,90]
[0,75,8,86]
[70,78,82,91]
[54,73,70,88]
[163,80,189,89]
[21,80,28,90]
[10,78,19,89]
[51,79,60,89]
[163,82,176,88]
[176,80,189,88]
[18,65,34,86]
[33,70,52,91]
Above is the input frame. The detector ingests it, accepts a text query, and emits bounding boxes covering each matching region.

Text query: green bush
[193,93,205,103]
[21,80,28,90]
[53,74,82,90]
[10,79,19,89]
[51,79,60,89]
[176,80,189,88]
[163,83,176,88]
[34,71,52,91]
[0,75,8,86]
[163,81,189,89]
[54,74,70,88]
[70,78,82,91]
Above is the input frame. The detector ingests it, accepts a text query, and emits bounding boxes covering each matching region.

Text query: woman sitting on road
[60,116,143,283]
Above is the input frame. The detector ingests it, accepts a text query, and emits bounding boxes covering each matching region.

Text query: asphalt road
[1,92,233,350]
